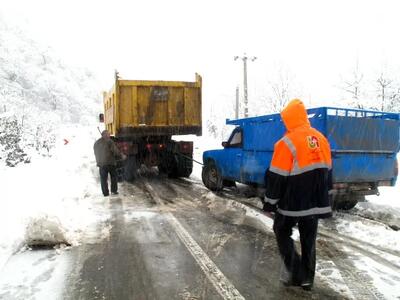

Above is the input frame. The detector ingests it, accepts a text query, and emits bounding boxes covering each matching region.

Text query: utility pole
[235,86,239,119]
[234,53,257,117]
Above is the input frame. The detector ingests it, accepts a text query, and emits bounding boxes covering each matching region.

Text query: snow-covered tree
[0,15,101,166]
[260,64,301,114]
[372,70,400,112]
[340,61,365,108]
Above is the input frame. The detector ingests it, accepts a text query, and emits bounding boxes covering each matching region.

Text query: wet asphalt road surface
[61,173,344,300]
[3,171,395,299]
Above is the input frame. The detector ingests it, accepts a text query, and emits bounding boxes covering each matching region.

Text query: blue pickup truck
[202,107,400,209]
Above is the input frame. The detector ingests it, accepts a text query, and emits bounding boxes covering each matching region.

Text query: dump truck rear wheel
[202,162,223,191]
[157,164,168,174]
[124,156,138,182]
[176,155,193,178]
[177,167,192,178]
[166,154,179,178]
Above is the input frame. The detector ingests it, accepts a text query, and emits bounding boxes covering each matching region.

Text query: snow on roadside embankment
[0,125,104,269]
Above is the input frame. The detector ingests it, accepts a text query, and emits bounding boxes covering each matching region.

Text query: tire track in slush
[142,176,395,299]
[172,179,388,300]
[142,182,245,300]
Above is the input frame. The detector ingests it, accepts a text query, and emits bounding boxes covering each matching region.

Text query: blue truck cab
[202,107,400,209]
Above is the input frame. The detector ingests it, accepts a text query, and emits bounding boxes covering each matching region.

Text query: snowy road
[1,172,399,299]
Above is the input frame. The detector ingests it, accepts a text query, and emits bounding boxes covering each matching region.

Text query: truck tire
[177,167,192,178]
[163,153,179,178]
[223,179,236,187]
[334,194,362,210]
[176,155,193,178]
[124,156,138,182]
[157,163,168,175]
[202,161,223,191]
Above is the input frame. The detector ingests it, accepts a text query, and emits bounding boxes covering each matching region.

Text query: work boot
[301,279,313,291]
[280,263,302,287]
[279,264,299,286]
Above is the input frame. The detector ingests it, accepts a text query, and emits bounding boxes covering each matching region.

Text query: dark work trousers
[99,165,118,196]
[273,213,318,285]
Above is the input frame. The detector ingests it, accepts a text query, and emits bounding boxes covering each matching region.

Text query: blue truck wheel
[202,162,223,191]
[334,194,362,210]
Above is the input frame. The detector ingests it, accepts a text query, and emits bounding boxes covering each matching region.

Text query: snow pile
[25,215,69,247]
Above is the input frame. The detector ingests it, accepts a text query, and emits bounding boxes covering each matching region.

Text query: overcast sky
[2,0,400,113]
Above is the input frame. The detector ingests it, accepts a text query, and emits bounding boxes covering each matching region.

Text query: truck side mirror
[222,141,228,148]
[99,113,104,123]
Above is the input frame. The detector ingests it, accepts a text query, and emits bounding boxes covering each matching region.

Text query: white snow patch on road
[128,211,157,219]
[328,215,400,252]
[353,253,400,299]
[316,259,355,299]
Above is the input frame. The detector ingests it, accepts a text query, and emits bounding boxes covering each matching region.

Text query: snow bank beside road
[0,125,102,269]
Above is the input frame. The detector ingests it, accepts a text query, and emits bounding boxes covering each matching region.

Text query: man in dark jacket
[263,99,332,290]
[94,130,125,196]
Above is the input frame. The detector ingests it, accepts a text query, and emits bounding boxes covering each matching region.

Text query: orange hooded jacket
[264,99,333,218]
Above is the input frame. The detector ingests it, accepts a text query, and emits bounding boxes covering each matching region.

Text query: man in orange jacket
[263,99,332,290]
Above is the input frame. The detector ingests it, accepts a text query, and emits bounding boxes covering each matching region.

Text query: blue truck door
[221,128,243,180]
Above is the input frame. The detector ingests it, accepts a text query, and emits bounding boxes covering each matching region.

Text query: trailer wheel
[202,161,223,191]
[124,156,138,182]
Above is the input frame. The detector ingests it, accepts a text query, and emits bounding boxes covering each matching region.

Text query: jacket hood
[281,99,310,131]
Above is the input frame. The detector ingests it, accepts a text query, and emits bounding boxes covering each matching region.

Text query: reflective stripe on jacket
[264,99,333,218]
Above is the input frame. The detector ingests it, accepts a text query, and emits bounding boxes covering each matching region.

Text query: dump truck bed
[103,74,202,138]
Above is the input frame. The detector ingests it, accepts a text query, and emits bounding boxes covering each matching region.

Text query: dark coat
[93,138,121,167]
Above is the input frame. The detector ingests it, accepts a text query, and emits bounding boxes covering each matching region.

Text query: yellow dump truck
[100,73,202,180]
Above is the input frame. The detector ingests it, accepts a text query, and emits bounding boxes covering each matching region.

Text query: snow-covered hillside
[0,15,102,167]
[0,17,104,270]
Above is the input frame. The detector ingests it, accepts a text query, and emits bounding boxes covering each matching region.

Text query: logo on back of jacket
[307,136,320,150]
